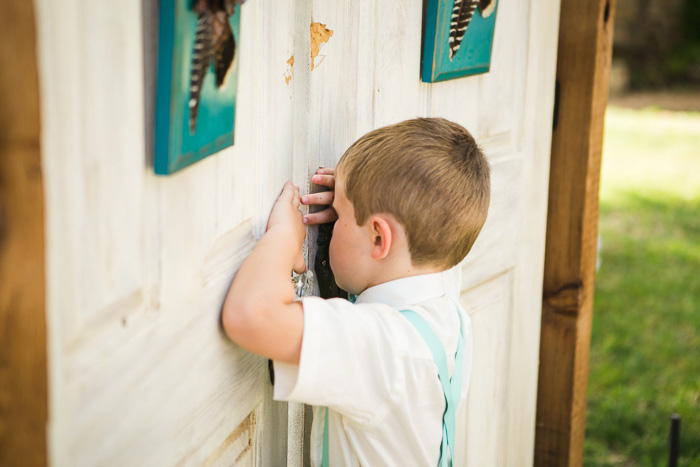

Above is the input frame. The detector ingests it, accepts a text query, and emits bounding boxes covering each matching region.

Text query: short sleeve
[273,296,409,427]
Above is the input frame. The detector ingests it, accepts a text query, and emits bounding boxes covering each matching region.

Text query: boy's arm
[222,182,306,364]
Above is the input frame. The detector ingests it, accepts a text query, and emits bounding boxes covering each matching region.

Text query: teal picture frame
[422,0,498,83]
[155,0,241,175]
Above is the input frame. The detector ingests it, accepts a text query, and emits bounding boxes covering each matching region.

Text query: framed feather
[422,0,498,83]
[155,0,241,175]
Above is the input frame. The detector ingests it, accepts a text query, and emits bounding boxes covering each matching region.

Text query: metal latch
[292,269,315,298]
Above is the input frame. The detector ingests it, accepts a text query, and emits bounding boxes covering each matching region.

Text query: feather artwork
[479,0,496,18]
[448,0,497,61]
[188,0,239,133]
[154,0,243,174]
[421,0,498,82]
[448,0,478,61]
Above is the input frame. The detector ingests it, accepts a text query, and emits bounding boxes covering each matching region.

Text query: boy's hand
[267,182,306,273]
[301,167,338,225]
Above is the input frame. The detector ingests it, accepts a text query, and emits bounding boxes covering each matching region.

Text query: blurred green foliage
[584,107,700,466]
[682,0,700,43]
[621,0,700,88]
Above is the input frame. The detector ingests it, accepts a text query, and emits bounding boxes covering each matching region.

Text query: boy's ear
[369,215,393,260]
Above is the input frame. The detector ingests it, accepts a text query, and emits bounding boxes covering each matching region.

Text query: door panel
[461,156,522,289]
[458,273,514,466]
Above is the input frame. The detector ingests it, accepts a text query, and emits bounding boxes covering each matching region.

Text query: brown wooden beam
[0,1,47,465]
[535,0,616,465]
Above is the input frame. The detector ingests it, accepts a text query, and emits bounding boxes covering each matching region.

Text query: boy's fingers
[303,208,338,225]
[311,174,335,189]
[316,167,335,176]
[301,191,334,206]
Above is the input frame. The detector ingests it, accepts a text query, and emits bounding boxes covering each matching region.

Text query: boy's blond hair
[336,117,490,269]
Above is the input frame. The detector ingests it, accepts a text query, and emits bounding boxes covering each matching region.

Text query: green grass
[584,106,700,466]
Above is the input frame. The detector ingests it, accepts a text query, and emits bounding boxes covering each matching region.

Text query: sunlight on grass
[584,106,700,466]
[600,107,700,201]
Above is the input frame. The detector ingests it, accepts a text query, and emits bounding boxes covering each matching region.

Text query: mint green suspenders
[322,307,464,467]
[323,408,330,467]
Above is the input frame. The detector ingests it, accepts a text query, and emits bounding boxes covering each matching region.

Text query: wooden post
[0,1,47,465]
[535,0,616,465]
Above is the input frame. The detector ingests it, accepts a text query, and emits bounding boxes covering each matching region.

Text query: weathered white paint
[35,0,559,464]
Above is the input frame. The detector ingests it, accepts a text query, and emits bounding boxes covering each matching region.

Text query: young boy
[222,117,490,466]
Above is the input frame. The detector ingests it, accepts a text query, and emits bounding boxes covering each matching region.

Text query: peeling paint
[310,22,333,70]
[284,55,294,85]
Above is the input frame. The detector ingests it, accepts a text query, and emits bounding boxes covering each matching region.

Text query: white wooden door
[36,0,559,465]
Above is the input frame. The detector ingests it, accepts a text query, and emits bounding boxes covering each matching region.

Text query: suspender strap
[400,309,463,467]
[321,306,463,467]
[322,407,330,467]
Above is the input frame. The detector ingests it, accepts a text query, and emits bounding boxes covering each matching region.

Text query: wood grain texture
[0,0,47,465]
[203,406,257,466]
[535,0,616,465]
[35,0,294,464]
[503,1,562,463]
[374,0,430,127]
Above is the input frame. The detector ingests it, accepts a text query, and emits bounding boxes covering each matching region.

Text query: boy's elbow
[222,297,258,345]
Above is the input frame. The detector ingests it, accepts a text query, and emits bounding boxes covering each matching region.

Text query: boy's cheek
[328,240,344,283]
[329,246,356,295]
[328,237,339,273]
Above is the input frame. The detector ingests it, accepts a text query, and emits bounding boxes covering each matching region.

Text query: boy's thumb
[281,181,299,199]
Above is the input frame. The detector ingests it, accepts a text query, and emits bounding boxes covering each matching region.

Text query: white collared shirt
[273,267,473,466]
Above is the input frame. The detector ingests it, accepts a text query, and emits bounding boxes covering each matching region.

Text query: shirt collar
[354,272,447,308]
